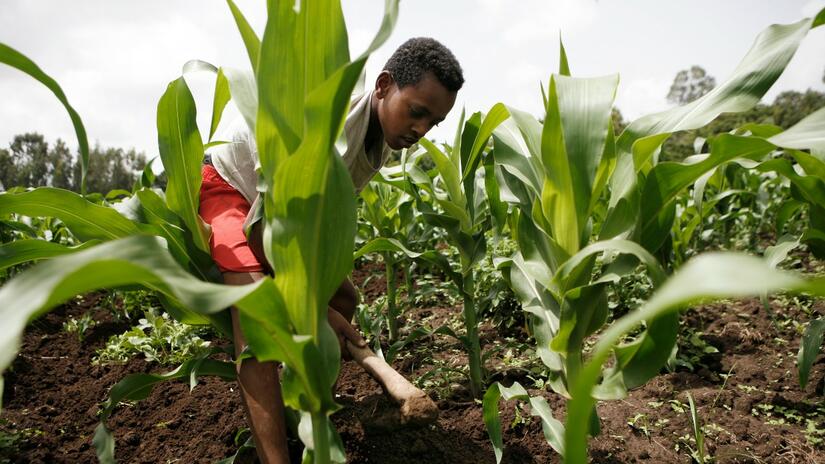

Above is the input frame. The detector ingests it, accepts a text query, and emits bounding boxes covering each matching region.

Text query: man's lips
[401,136,418,146]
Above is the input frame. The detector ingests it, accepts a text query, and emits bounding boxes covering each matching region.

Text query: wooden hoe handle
[345,340,439,425]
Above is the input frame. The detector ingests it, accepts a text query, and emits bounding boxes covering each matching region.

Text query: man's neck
[365,93,382,153]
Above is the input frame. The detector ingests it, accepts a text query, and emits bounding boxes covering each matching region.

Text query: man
[199,37,463,463]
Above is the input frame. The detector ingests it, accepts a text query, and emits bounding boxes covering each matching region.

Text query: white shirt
[207,90,392,233]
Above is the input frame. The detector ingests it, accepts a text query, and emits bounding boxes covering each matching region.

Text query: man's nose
[411,122,427,138]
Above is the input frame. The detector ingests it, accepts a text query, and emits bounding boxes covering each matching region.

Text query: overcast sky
[1,0,824,161]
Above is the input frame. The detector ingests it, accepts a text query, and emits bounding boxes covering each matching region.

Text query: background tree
[771,89,825,128]
[75,144,147,193]
[0,132,148,193]
[666,65,717,105]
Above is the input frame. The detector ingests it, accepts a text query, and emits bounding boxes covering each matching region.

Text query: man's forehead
[402,75,455,117]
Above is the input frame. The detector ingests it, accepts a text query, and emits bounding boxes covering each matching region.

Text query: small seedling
[62,312,96,342]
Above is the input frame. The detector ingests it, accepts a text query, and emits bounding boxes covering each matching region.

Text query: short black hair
[383,37,464,92]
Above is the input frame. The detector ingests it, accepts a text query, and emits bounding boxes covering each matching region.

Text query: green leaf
[134,188,220,282]
[483,382,565,462]
[0,42,90,194]
[619,16,821,164]
[226,0,261,73]
[0,238,100,271]
[769,106,825,152]
[640,134,775,251]
[223,67,259,131]
[419,137,466,212]
[353,237,464,295]
[558,33,571,77]
[180,59,232,142]
[0,188,143,241]
[798,319,825,388]
[461,103,510,183]
[539,74,618,255]
[565,253,825,462]
[253,0,399,420]
[553,239,665,292]
[95,355,236,463]
[0,235,263,379]
[93,423,115,464]
[210,68,232,141]
[134,157,158,192]
[156,77,210,253]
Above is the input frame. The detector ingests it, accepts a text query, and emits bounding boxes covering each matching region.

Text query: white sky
[1,0,824,161]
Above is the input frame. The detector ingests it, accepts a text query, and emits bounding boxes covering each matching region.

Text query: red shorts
[199,164,264,273]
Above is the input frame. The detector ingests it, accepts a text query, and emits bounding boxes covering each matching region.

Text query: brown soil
[2,263,824,463]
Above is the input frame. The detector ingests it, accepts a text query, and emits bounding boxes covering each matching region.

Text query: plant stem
[384,252,399,342]
[404,260,415,307]
[462,271,484,398]
[311,412,331,464]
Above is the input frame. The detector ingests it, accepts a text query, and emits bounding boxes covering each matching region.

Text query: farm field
[2,250,824,463]
[2,1,825,463]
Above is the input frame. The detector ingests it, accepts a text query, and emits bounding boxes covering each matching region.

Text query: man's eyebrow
[411,103,432,115]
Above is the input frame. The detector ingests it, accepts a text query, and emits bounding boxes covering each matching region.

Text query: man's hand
[327,307,366,359]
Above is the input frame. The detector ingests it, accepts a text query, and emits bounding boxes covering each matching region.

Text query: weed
[94,310,213,365]
[62,312,96,342]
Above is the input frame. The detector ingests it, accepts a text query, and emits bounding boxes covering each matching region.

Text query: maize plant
[356,179,417,342]
[483,7,825,462]
[401,107,508,398]
[0,1,400,463]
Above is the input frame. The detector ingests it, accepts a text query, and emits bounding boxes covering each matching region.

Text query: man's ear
[374,70,393,99]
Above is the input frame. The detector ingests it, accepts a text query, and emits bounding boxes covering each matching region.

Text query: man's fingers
[328,307,367,348]
[342,322,367,347]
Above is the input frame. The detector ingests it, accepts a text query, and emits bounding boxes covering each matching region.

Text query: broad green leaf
[461,103,510,183]
[483,382,564,462]
[768,108,825,151]
[94,354,236,464]
[539,74,618,255]
[0,188,143,241]
[222,67,259,131]
[553,239,665,293]
[619,15,822,164]
[0,235,263,380]
[565,253,825,462]
[491,121,542,200]
[798,319,825,388]
[134,188,220,282]
[353,237,464,295]
[419,137,466,211]
[157,77,210,253]
[640,134,775,251]
[180,59,232,142]
[210,68,232,141]
[604,11,824,242]
[0,238,99,271]
[134,157,158,192]
[0,42,90,194]
[226,0,261,73]
[256,0,350,173]
[254,0,399,421]
[552,283,608,355]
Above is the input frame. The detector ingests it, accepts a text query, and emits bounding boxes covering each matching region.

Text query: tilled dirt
[2,264,824,463]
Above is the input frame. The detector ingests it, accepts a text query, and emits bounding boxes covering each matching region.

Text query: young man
[199,38,463,463]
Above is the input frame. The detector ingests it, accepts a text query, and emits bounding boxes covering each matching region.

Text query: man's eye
[410,108,424,118]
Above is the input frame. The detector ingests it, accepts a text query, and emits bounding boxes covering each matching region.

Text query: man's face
[374,72,457,150]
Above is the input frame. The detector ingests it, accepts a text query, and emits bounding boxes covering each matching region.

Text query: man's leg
[224,271,290,464]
